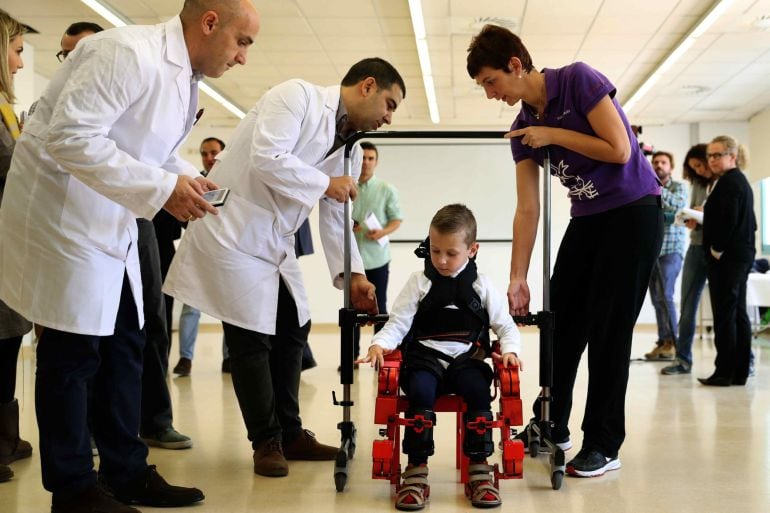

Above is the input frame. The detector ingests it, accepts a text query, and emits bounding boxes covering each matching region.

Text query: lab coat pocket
[60,176,122,253]
[214,193,277,258]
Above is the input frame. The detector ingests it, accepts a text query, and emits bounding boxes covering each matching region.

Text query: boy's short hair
[430,204,477,246]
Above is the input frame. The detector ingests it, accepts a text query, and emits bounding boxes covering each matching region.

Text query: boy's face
[428,227,479,277]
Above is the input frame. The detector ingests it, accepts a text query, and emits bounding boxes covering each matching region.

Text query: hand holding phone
[202,188,230,207]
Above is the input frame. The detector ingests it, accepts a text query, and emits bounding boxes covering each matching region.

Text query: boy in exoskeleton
[358,204,522,510]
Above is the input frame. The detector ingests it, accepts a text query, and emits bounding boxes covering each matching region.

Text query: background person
[350,141,402,363]
[644,151,687,361]
[662,144,713,375]
[163,57,405,478]
[169,137,230,376]
[699,135,755,387]
[0,8,32,485]
[0,2,260,511]
[467,24,662,478]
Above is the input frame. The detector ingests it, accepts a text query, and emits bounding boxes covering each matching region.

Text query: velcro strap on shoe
[402,475,429,487]
[469,472,493,483]
[401,465,429,480]
[468,463,494,475]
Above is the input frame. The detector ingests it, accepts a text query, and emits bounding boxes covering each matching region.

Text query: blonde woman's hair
[0,9,26,104]
[710,134,749,170]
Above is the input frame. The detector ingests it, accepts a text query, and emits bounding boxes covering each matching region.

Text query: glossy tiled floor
[2,325,768,513]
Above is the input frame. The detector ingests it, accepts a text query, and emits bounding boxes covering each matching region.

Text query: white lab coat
[0,17,199,336]
[163,79,365,335]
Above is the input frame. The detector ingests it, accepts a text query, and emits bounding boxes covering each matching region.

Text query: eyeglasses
[707,152,731,159]
[55,50,70,63]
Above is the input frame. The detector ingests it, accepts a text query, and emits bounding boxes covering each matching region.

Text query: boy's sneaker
[566,448,621,477]
[514,429,572,453]
[661,362,691,375]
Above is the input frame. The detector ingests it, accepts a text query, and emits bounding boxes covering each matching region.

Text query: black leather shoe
[731,376,748,386]
[52,485,140,513]
[113,465,204,507]
[698,375,731,387]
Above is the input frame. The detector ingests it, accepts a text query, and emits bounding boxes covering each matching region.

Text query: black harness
[406,239,491,361]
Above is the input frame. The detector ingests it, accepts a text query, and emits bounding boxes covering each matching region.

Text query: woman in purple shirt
[467,25,663,478]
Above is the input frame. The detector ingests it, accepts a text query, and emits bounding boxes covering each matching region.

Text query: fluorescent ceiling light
[408,0,440,124]
[80,0,246,119]
[623,0,736,114]
[199,82,246,119]
[80,0,128,27]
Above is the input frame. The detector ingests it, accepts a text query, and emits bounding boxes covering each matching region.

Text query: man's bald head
[181,0,240,25]
[181,0,259,78]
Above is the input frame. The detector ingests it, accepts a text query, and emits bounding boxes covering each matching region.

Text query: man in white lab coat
[0,2,260,512]
[164,57,405,477]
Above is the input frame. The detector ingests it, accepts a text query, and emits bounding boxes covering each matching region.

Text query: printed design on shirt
[551,159,599,200]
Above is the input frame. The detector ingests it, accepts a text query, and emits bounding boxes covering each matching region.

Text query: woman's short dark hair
[467,24,534,78]
[341,57,406,99]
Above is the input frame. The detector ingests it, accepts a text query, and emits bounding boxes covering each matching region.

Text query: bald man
[0,2,260,512]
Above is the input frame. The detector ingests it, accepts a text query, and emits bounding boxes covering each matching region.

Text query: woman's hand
[508,278,531,317]
[505,126,555,149]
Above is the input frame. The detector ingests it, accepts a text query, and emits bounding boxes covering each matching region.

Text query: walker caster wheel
[551,470,563,490]
[334,472,347,492]
[528,440,540,457]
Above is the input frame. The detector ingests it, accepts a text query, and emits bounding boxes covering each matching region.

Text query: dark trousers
[403,363,492,465]
[136,219,173,435]
[353,262,390,356]
[36,274,148,500]
[405,365,492,412]
[223,280,310,447]
[533,202,662,458]
[0,336,23,403]
[706,258,752,381]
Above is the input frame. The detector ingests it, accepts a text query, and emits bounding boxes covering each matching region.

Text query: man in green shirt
[351,142,403,360]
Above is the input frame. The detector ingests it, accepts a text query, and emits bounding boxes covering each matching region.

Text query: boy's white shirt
[371,260,521,358]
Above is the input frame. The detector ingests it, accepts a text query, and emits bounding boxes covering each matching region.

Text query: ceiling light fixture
[408,0,440,124]
[79,0,246,119]
[80,0,128,27]
[199,82,246,119]
[622,0,736,114]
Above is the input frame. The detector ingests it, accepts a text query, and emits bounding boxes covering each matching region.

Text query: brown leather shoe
[253,437,288,477]
[282,429,338,461]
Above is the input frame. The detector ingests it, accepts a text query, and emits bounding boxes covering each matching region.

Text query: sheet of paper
[679,207,704,224]
[363,212,389,247]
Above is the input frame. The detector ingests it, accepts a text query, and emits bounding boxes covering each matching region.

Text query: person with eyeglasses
[57,22,103,63]
[699,135,755,387]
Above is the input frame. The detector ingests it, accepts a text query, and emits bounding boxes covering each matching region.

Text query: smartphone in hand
[202,188,230,207]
